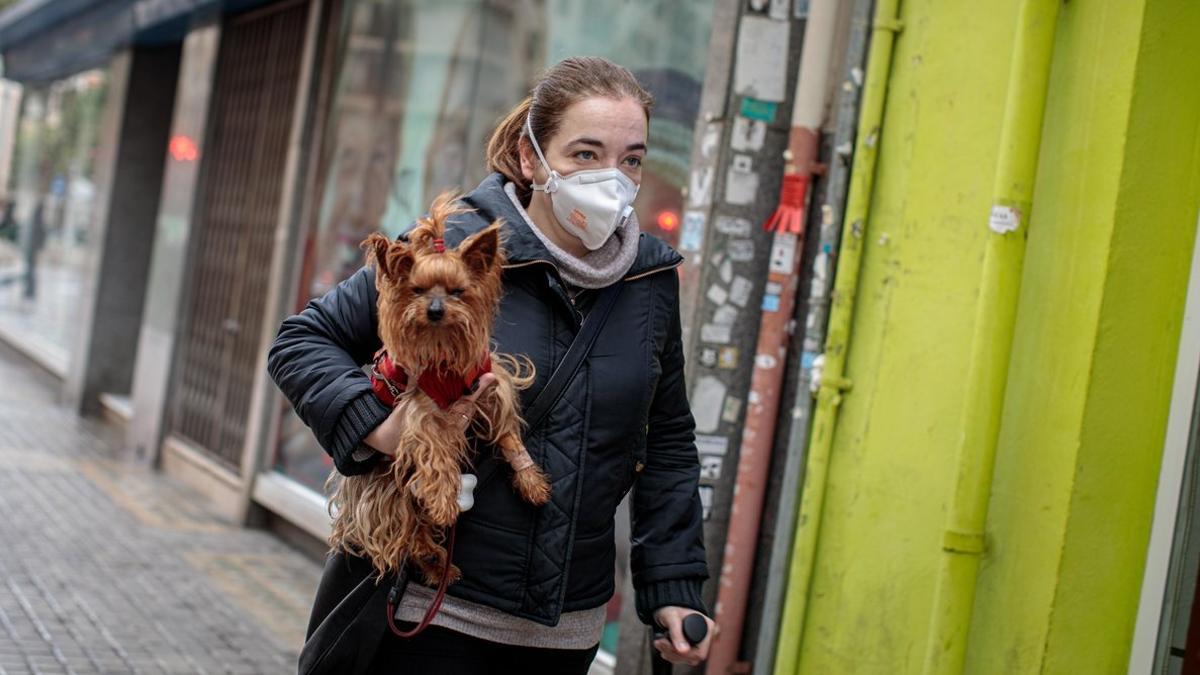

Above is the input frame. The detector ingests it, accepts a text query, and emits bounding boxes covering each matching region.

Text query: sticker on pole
[988,204,1022,234]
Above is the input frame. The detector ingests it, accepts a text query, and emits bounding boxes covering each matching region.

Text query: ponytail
[486,97,533,203]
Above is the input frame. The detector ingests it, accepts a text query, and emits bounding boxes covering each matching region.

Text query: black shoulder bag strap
[473,279,625,488]
[526,279,626,431]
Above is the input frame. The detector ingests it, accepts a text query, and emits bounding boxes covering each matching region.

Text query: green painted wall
[785,0,1200,673]
[967,1,1200,672]
[792,2,1017,672]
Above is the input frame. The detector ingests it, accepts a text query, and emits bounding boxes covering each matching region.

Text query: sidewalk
[0,346,322,674]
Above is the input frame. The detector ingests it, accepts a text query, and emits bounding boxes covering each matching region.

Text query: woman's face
[520,96,648,186]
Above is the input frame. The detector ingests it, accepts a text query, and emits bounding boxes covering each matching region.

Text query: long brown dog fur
[326,192,548,585]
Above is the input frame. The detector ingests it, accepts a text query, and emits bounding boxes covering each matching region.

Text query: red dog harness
[370,348,492,410]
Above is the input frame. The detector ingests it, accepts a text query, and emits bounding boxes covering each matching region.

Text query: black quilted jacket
[266,173,709,626]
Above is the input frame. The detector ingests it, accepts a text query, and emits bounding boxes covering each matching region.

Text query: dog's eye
[450,289,465,297]
[412,287,426,295]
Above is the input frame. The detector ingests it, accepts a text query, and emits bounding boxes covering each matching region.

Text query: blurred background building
[0,0,1198,674]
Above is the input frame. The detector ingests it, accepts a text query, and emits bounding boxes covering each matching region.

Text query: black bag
[297,280,626,675]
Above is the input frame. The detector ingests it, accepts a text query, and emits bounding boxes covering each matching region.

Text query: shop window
[0,69,109,365]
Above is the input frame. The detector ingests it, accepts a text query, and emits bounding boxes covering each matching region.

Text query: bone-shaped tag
[458,473,478,512]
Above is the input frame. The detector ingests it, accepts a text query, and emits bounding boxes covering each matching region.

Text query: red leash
[385,524,456,638]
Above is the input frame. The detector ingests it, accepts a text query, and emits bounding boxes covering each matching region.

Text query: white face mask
[526,116,640,251]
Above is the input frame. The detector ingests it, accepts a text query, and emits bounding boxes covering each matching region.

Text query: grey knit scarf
[504,182,639,289]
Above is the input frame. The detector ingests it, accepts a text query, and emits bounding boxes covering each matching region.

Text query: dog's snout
[427,297,445,322]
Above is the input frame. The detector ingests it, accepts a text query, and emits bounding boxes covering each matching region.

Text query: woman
[268,56,714,672]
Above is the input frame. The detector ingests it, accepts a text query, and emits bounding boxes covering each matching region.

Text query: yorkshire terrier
[327,193,550,585]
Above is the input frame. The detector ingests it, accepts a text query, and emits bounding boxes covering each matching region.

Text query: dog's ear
[362,232,414,282]
[386,243,415,281]
[459,223,501,277]
[362,232,391,274]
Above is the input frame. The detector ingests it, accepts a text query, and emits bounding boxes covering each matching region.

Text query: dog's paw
[513,465,551,506]
[416,558,461,586]
[415,559,441,586]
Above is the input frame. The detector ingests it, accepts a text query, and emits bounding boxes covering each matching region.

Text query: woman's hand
[446,373,498,434]
[364,373,499,455]
[652,606,718,666]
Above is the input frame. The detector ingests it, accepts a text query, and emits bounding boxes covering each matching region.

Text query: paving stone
[0,347,321,674]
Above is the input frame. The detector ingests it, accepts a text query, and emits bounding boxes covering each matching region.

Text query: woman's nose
[427,297,445,322]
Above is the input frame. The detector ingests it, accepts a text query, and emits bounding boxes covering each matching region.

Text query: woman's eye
[575,150,597,161]
[624,156,643,168]
[450,288,465,297]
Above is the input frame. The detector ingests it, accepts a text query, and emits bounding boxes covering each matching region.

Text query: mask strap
[525,116,558,193]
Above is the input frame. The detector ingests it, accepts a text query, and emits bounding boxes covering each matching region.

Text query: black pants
[368,623,598,674]
[307,552,598,675]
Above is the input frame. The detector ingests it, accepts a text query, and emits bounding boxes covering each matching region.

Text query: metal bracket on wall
[942,530,987,556]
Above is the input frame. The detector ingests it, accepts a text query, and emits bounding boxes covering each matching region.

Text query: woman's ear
[518,137,537,184]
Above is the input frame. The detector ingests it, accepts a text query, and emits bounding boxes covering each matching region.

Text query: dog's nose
[427,298,444,322]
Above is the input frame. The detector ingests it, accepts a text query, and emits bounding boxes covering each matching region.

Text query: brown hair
[486,57,654,203]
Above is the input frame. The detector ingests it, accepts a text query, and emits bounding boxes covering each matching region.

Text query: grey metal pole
[750,0,875,672]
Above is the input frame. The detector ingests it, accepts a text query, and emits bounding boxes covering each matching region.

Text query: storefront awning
[0,0,268,84]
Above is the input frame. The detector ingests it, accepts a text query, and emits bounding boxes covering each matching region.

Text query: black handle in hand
[650,613,709,675]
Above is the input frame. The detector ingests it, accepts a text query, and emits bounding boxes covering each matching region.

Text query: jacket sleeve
[266,265,392,476]
[630,270,710,625]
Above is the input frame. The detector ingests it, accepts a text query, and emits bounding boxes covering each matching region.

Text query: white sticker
[734,16,790,103]
[689,167,715,208]
[707,284,729,305]
[731,116,767,152]
[712,305,739,326]
[699,485,715,519]
[718,346,739,369]
[715,216,753,237]
[732,154,754,172]
[755,353,778,370]
[988,204,1021,234]
[726,164,760,205]
[692,378,726,434]
[812,251,831,289]
[679,211,706,252]
[729,276,753,307]
[769,232,798,274]
[765,280,784,295]
[696,433,730,456]
[701,323,733,345]
[728,239,755,262]
[701,122,721,160]
[700,455,724,480]
[699,347,718,368]
[719,259,734,284]
[770,0,791,20]
[721,396,743,423]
